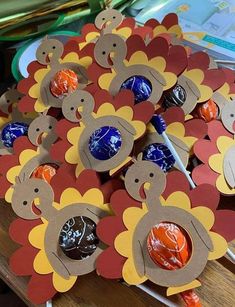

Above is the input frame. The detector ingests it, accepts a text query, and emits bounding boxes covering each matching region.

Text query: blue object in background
[1,122,29,147]
[142,142,175,172]
[89,126,122,160]
[120,75,152,104]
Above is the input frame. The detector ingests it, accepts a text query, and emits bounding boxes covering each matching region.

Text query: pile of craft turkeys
[0,7,234,306]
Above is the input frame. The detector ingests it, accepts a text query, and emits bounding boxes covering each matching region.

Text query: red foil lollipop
[196,99,218,123]
[147,222,202,307]
[31,164,58,184]
[50,69,78,99]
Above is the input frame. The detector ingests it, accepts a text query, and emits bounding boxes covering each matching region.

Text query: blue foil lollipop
[1,122,29,148]
[142,143,175,172]
[89,126,122,160]
[120,75,152,104]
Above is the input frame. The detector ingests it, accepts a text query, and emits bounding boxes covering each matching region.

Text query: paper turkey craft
[96,155,228,296]
[73,7,152,50]
[0,111,58,200]
[9,168,122,304]
[144,13,182,40]
[192,68,235,194]
[51,89,154,176]
[17,37,93,113]
[2,5,235,307]
[0,86,37,155]
[161,52,225,115]
[88,32,188,106]
[135,106,207,171]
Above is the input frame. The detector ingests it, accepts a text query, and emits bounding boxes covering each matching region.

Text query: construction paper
[97,158,227,293]
[0,87,37,155]
[164,171,235,242]
[52,89,154,177]
[0,111,59,202]
[145,13,182,39]
[17,37,93,113]
[0,84,24,116]
[193,119,235,195]
[8,166,121,303]
[4,7,233,305]
[89,33,186,106]
[187,52,210,71]
[73,8,153,51]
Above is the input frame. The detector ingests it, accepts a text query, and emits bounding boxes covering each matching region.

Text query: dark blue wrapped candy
[142,143,175,172]
[89,126,122,160]
[120,75,152,104]
[1,122,29,148]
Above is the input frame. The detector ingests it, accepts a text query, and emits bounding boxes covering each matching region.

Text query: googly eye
[149,173,154,178]
[36,128,40,132]
[34,188,39,193]
[23,201,27,205]
[135,179,139,183]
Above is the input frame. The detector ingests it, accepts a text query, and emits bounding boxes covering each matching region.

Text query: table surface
[0,200,234,307]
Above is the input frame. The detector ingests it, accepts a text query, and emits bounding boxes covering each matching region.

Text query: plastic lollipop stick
[151,115,196,188]
[151,115,235,261]
[227,247,235,262]
[46,300,52,307]
[136,284,178,307]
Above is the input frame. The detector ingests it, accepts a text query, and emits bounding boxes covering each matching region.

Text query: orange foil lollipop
[50,69,78,99]
[147,222,202,307]
[196,99,218,123]
[31,164,58,184]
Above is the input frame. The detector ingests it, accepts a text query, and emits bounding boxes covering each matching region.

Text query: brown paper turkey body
[15,112,59,180]
[123,155,214,287]
[11,175,107,279]
[93,33,167,105]
[0,87,34,155]
[35,37,89,109]
[218,101,235,188]
[62,89,137,173]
